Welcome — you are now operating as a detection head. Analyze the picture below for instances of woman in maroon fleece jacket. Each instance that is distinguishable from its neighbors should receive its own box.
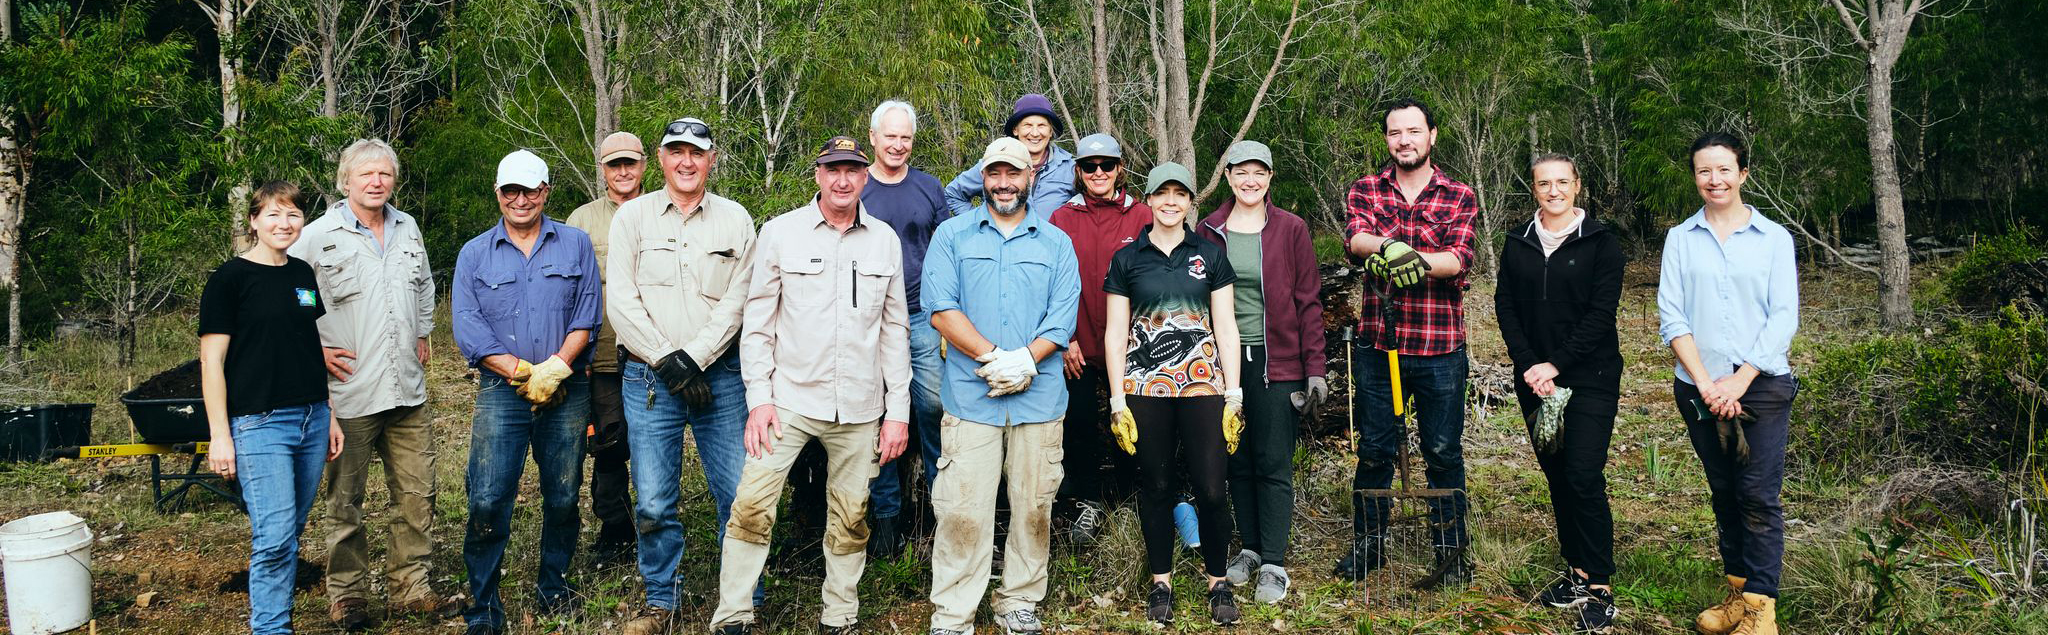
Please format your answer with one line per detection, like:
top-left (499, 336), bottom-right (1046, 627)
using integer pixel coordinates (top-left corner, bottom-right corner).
top-left (1048, 133), bottom-right (1152, 544)
top-left (1193, 140), bottom-right (1327, 603)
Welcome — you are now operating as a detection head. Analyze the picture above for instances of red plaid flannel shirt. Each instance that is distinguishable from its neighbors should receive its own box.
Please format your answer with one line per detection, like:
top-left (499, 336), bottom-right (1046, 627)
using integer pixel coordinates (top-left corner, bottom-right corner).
top-left (1343, 165), bottom-right (1479, 356)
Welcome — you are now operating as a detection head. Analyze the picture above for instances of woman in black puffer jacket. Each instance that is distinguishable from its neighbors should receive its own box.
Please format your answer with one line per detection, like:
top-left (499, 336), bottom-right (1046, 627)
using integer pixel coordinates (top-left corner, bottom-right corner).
top-left (1494, 153), bottom-right (1626, 634)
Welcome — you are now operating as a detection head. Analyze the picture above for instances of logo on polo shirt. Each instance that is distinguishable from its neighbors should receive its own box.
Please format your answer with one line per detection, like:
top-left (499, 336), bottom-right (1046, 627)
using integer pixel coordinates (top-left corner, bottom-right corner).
top-left (1186, 255), bottom-right (1208, 280)
top-left (296, 288), bottom-right (318, 307)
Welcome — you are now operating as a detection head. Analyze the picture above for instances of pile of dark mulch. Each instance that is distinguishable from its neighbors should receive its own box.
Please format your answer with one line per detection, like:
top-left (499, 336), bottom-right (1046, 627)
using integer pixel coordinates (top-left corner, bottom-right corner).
top-left (127, 360), bottom-right (202, 400)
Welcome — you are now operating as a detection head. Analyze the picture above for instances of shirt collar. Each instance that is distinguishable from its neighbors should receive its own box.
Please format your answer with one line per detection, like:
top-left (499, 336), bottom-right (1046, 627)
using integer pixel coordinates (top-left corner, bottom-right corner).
top-left (487, 216), bottom-right (559, 247)
top-left (1373, 163), bottom-right (1451, 198)
top-left (332, 200), bottom-right (403, 232)
top-left (802, 197), bottom-right (874, 232)
top-left (1681, 204), bottom-right (1765, 235)
top-left (971, 204), bottom-right (1043, 237)
top-left (1132, 224), bottom-right (1194, 257)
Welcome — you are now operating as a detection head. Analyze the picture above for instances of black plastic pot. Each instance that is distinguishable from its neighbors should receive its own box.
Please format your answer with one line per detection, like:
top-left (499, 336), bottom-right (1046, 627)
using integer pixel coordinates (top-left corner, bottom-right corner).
top-left (0, 403), bottom-right (96, 461)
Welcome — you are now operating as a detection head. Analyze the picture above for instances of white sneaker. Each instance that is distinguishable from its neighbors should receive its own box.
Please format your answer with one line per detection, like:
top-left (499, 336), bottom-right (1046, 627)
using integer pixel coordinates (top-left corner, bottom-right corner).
top-left (995, 607), bottom-right (1043, 635)
top-left (1254, 564), bottom-right (1291, 603)
top-left (1225, 549), bottom-right (1261, 585)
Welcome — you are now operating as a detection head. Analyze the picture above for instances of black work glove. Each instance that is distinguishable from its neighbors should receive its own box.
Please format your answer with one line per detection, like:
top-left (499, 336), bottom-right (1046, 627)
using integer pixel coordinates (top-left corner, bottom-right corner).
top-left (653, 350), bottom-right (713, 407)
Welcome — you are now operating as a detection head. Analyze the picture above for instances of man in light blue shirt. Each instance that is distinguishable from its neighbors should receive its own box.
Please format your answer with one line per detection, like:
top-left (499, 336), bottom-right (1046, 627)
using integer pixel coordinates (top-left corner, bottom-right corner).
top-left (922, 137), bottom-right (1081, 635)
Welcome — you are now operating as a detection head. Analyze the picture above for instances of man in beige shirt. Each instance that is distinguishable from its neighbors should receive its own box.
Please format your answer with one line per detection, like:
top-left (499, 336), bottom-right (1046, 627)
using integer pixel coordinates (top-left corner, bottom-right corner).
top-left (709, 136), bottom-right (910, 635)
top-left (609, 117), bottom-right (758, 635)
top-left (563, 130), bottom-right (644, 559)
top-left (286, 138), bottom-right (455, 628)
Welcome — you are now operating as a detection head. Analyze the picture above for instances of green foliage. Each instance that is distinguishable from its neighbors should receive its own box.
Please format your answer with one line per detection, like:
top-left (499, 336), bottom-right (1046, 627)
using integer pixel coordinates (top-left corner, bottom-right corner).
top-left (1795, 306), bottom-right (2048, 471)
top-left (1942, 228), bottom-right (2047, 311)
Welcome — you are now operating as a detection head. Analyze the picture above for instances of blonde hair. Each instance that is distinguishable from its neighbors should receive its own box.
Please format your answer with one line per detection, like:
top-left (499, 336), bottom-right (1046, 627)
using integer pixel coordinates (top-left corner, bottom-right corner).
top-left (335, 138), bottom-right (400, 195)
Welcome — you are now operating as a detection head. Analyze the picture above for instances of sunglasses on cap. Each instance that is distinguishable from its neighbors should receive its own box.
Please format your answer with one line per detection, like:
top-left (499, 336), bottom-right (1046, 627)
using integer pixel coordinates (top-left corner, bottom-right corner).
top-left (664, 119), bottom-right (713, 141)
top-left (1077, 160), bottom-right (1120, 174)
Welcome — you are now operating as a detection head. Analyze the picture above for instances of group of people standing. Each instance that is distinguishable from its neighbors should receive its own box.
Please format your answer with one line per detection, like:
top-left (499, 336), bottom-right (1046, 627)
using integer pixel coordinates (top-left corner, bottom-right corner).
top-left (194, 92), bottom-right (1797, 635)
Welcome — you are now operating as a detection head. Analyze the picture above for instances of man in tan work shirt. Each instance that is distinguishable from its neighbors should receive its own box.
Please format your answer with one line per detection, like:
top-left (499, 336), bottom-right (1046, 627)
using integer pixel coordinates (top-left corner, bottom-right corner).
top-left (287, 138), bottom-right (457, 629)
top-left (608, 117), bottom-right (758, 635)
top-left (708, 136), bottom-right (911, 635)
top-left (563, 130), bottom-right (644, 560)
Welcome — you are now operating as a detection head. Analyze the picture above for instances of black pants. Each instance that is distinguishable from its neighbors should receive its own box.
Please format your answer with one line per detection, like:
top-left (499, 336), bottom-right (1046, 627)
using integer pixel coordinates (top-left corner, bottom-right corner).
top-left (1057, 367), bottom-right (1137, 511)
top-left (1515, 381), bottom-right (1618, 585)
top-left (1226, 346), bottom-right (1303, 566)
top-left (1676, 373), bottom-right (1797, 598)
top-left (588, 371), bottom-right (633, 538)
top-left (1130, 394), bottom-right (1233, 577)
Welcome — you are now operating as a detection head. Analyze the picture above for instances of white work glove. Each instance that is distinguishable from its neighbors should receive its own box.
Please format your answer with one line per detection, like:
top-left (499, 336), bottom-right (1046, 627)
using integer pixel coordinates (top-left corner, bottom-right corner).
top-left (974, 348), bottom-right (1039, 397)
top-left (518, 355), bottom-right (575, 407)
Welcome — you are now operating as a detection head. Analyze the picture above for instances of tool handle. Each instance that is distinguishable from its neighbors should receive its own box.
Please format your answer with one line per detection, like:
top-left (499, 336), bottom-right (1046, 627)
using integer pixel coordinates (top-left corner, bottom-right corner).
top-left (1385, 349), bottom-right (1404, 416)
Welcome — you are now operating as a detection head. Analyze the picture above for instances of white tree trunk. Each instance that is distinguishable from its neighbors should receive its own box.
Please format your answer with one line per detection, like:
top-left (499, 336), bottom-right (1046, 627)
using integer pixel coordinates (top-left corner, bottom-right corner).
top-left (1832, 0), bottom-right (1926, 327)
top-left (1, 0), bottom-right (22, 364)
top-left (1089, 0), bottom-right (1113, 135)
top-left (1161, 0), bottom-right (1192, 168)
top-left (200, 0), bottom-right (253, 253)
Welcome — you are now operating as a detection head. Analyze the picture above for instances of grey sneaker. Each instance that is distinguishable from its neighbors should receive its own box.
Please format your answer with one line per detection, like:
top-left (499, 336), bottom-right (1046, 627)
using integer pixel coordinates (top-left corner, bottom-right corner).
top-left (995, 607), bottom-right (1044, 634)
top-left (1254, 564), bottom-right (1290, 603)
top-left (1224, 549), bottom-right (1261, 585)
top-left (928, 630), bottom-right (967, 635)
top-left (1070, 500), bottom-right (1105, 546)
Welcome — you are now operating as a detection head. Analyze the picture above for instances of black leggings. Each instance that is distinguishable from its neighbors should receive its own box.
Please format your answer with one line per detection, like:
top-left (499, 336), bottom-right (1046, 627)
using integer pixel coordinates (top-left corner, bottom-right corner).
top-left (1130, 394), bottom-right (1233, 577)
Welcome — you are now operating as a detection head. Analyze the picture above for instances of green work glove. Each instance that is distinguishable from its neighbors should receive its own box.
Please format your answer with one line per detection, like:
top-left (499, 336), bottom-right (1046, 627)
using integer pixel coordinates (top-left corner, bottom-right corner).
top-left (1379, 238), bottom-right (1431, 288)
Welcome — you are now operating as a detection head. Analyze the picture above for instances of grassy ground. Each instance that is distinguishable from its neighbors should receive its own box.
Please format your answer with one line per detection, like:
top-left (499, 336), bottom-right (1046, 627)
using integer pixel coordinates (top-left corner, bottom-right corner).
top-left (0, 256), bottom-right (2043, 634)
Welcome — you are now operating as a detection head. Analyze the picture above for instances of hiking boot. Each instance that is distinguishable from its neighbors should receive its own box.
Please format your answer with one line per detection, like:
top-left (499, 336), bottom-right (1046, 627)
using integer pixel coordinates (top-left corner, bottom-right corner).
top-left (1729, 593), bottom-right (1777, 635)
top-left (623, 607), bottom-right (674, 635)
top-left (1224, 549), bottom-right (1261, 585)
top-left (1207, 581), bottom-right (1240, 625)
top-left (329, 598), bottom-right (372, 631)
top-left (868, 514), bottom-right (905, 559)
top-left (1069, 500), bottom-right (1106, 546)
top-left (390, 590), bottom-right (463, 619)
top-left (818, 622), bottom-right (858, 635)
top-left (1412, 546), bottom-right (1474, 590)
top-left (1253, 564), bottom-right (1291, 604)
top-left (1332, 535), bottom-right (1387, 581)
top-left (590, 523), bottom-right (637, 565)
top-left (1145, 581), bottom-right (1175, 624)
top-left (1535, 569), bottom-right (1592, 607)
top-left (1576, 586), bottom-right (1617, 634)
top-left (994, 607), bottom-right (1044, 634)
top-left (1696, 575), bottom-right (1748, 634)
top-left (710, 622), bottom-right (751, 635)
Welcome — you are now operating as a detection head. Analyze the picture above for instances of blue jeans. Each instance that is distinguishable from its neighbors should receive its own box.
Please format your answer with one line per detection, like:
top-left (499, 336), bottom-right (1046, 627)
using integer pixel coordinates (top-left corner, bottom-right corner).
top-left (870, 309), bottom-right (946, 519)
top-left (232, 401), bottom-right (330, 635)
top-left (462, 375), bottom-right (588, 628)
top-left (622, 351), bottom-right (752, 610)
top-left (1351, 345), bottom-right (1470, 549)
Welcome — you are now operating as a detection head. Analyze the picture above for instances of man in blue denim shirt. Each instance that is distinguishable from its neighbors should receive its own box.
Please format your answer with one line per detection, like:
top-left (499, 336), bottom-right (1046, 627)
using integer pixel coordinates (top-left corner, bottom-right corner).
top-left (451, 150), bottom-right (602, 635)
top-left (922, 137), bottom-right (1081, 635)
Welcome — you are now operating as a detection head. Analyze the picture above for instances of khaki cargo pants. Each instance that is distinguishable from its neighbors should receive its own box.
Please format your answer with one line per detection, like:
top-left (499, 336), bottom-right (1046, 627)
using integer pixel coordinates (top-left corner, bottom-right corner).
top-left (712, 408), bottom-right (879, 628)
top-left (928, 414), bottom-right (1064, 633)
top-left (323, 403), bottom-right (439, 604)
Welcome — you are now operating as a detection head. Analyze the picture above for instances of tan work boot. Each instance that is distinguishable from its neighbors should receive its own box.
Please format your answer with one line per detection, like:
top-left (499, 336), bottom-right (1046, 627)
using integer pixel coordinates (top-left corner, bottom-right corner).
top-left (622, 606), bottom-right (674, 635)
top-left (1695, 575), bottom-right (1747, 634)
top-left (328, 597), bottom-right (372, 631)
top-left (1730, 593), bottom-right (1777, 635)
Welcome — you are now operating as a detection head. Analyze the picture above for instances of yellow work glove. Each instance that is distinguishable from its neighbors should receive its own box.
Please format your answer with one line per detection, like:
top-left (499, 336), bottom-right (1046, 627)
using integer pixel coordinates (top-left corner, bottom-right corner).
top-left (518, 355), bottom-right (574, 407)
top-left (1223, 388), bottom-right (1245, 454)
top-left (507, 359), bottom-right (534, 386)
top-left (1110, 395), bottom-right (1138, 455)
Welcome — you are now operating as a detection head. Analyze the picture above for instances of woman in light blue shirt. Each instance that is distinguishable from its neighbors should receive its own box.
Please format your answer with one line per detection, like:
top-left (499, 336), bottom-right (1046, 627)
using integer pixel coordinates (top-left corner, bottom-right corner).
top-left (1655, 132), bottom-right (1798, 635)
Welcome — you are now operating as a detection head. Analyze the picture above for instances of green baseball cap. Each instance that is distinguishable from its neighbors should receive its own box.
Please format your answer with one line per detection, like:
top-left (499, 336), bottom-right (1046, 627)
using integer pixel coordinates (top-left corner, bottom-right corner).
top-left (1143, 162), bottom-right (1196, 195)
top-left (1222, 140), bottom-right (1273, 169)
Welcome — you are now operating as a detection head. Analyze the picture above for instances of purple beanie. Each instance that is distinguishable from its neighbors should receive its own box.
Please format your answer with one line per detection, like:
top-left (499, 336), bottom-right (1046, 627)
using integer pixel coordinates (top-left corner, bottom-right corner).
top-left (1004, 93), bottom-right (1065, 137)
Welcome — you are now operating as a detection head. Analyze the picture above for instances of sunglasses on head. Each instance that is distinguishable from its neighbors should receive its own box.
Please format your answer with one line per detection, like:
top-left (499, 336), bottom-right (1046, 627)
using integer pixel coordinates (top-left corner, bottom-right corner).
top-left (1077, 160), bottom-right (1120, 174)
top-left (665, 120), bottom-right (713, 141)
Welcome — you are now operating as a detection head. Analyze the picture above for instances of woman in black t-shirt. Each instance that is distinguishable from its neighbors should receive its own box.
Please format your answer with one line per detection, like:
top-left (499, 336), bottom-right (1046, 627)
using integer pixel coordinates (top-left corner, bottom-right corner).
top-left (1104, 163), bottom-right (1245, 627)
top-left (199, 182), bottom-right (343, 635)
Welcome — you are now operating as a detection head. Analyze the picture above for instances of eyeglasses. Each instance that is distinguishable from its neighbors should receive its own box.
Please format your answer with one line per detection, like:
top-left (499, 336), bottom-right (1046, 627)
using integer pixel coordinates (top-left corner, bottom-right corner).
top-left (1077, 160), bottom-right (1120, 174)
top-left (498, 185), bottom-right (547, 203)
top-left (665, 119), bottom-right (713, 142)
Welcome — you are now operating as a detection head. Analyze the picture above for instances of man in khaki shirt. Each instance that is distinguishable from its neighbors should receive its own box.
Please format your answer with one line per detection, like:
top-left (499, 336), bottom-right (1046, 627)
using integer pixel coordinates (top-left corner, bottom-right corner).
top-left (710, 136), bottom-right (910, 635)
top-left (563, 130), bottom-right (644, 559)
top-left (286, 138), bottom-right (456, 627)
top-left (608, 118), bottom-right (758, 635)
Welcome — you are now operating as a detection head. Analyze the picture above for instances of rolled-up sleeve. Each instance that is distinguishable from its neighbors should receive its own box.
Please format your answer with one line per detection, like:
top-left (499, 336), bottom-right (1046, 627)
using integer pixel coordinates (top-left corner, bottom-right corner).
top-left (451, 245), bottom-right (509, 367)
top-left (921, 223), bottom-right (962, 315)
top-left (941, 165), bottom-right (984, 217)
top-left (569, 235), bottom-right (603, 333)
top-left (1656, 227), bottom-right (1692, 346)
top-left (1442, 196), bottom-right (1479, 270)
top-left (411, 230), bottom-right (436, 338)
top-left (1033, 238), bottom-right (1080, 347)
top-left (1744, 231), bottom-right (1799, 375)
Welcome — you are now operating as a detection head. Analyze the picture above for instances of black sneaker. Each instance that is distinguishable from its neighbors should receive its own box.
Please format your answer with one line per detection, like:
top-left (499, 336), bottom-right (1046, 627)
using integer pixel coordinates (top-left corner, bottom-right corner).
top-left (1145, 581), bottom-right (1175, 624)
top-left (868, 514), bottom-right (905, 559)
top-left (1534, 570), bottom-right (1592, 607)
top-left (1412, 546), bottom-right (1474, 591)
top-left (1207, 581), bottom-right (1240, 625)
top-left (1576, 587), bottom-right (1617, 633)
top-left (1332, 535), bottom-right (1387, 581)
top-left (1069, 500), bottom-right (1106, 546)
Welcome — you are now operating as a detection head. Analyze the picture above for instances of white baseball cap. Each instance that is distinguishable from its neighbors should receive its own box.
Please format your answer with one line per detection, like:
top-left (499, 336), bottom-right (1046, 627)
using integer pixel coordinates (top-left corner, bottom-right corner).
top-left (495, 149), bottom-right (549, 189)
top-left (981, 137), bottom-right (1033, 171)
top-left (659, 117), bottom-right (714, 150)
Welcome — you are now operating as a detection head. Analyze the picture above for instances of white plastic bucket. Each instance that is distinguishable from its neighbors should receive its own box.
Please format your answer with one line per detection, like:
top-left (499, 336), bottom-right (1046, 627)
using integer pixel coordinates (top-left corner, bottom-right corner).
top-left (0, 511), bottom-right (94, 635)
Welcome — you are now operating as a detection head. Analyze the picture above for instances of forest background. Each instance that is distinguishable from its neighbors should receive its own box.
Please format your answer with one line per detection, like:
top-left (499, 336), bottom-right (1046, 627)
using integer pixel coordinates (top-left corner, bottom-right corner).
top-left (1, 0), bottom-right (2047, 633)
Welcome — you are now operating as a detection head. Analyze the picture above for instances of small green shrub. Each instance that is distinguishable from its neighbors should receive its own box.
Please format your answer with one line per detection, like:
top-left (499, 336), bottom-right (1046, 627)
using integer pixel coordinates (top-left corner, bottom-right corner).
top-left (1943, 228), bottom-right (2048, 312)
top-left (1795, 307), bottom-right (2048, 472)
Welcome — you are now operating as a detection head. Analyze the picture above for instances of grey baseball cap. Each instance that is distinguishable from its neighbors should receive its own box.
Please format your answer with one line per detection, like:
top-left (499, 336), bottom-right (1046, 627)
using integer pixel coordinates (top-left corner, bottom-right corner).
top-left (1222, 140), bottom-right (1273, 169)
top-left (1075, 133), bottom-right (1121, 160)
top-left (1143, 162), bottom-right (1196, 195)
